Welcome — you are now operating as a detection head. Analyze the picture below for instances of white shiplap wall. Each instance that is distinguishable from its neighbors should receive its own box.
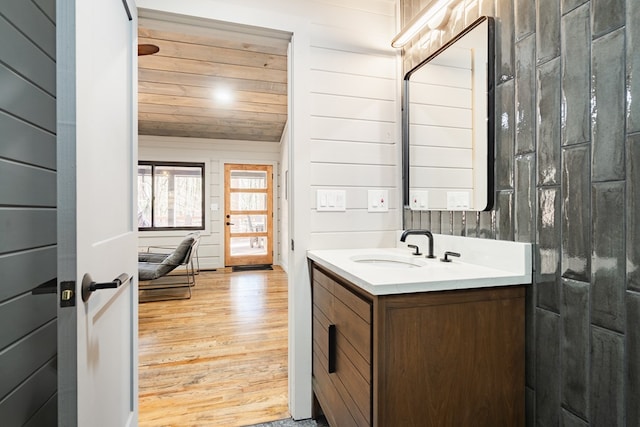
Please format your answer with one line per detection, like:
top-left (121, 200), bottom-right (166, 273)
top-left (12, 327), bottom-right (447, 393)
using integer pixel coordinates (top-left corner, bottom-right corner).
top-left (308, 3), bottom-right (400, 250)
top-left (138, 135), bottom-right (282, 270)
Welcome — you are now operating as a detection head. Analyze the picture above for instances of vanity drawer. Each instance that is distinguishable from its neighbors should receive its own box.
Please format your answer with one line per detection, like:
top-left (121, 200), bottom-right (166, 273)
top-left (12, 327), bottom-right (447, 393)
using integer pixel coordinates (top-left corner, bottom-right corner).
top-left (312, 265), bottom-right (372, 427)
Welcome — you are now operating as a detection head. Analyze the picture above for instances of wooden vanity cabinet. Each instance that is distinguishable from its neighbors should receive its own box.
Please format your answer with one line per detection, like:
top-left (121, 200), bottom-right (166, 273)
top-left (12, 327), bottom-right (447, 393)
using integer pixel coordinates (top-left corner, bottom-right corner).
top-left (311, 262), bottom-right (525, 427)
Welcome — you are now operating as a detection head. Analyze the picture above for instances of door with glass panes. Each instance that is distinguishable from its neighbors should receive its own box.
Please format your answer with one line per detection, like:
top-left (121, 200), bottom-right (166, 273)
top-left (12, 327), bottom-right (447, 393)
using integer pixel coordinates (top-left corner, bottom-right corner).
top-left (224, 164), bottom-right (273, 266)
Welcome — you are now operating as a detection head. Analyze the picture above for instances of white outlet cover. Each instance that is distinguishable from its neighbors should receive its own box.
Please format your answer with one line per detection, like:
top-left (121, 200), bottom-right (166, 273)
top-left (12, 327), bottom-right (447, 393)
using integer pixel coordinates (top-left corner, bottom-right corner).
top-left (409, 190), bottom-right (429, 210)
top-left (368, 189), bottom-right (389, 212)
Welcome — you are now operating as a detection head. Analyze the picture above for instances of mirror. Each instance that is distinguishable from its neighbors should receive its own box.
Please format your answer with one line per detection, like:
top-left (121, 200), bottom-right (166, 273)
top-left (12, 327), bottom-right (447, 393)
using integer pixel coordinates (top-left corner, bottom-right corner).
top-left (403, 16), bottom-right (494, 211)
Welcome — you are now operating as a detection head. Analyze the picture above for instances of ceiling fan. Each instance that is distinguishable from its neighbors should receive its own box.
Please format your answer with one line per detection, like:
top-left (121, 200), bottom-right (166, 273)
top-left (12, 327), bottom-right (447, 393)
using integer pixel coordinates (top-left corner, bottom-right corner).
top-left (138, 44), bottom-right (159, 56)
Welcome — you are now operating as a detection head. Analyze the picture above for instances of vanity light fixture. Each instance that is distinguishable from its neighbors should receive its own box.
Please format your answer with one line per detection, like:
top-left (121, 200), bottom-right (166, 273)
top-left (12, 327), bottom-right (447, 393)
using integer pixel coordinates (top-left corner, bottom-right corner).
top-left (391, 0), bottom-right (454, 48)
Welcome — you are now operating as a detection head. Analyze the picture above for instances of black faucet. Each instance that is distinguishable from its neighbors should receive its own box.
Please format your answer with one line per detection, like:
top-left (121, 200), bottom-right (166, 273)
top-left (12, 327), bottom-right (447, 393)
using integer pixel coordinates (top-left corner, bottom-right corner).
top-left (400, 229), bottom-right (435, 258)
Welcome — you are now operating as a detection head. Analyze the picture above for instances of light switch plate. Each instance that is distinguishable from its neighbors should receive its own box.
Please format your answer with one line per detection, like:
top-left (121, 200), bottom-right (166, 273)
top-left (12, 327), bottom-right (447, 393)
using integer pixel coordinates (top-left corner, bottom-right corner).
top-left (447, 191), bottom-right (470, 210)
top-left (317, 189), bottom-right (346, 211)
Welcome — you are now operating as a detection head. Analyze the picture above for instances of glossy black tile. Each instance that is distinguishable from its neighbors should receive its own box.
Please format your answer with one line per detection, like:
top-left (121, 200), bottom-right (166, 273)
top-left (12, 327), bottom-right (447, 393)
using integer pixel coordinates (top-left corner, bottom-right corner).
top-left (535, 308), bottom-right (561, 427)
top-left (452, 211), bottom-right (464, 236)
top-left (561, 278), bottom-right (589, 419)
top-left (526, 387), bottom-right (535, 427)
top-left (561, 4), bottom-right (590, 147)
top-left (430, 211), bottom-right (441, 234)
top-left (628, 135), bottom-right (640, 292)
top-left (496, 0), bottom-right (515, 82)
top-left (592, 182), bottom-right (625, 332)
top-left (497, 80), bottom-right (515, 190)
top-left (515, 154), bottom-right (535, 243)
top-left (537, 187), bottom-right (561, 312)
top-left (440, 211), bottom-right (452, 235)
top-left (536, 0), bottom-right (561, 64)
top-left (627, 0), bottom-right (640, 133)
top-left (515, 0), bottom-right (536, 40)
top-left (627, 292), bottom-right (640, 425)
top-left (537, 57), bottom-right (561, 186)
top-left (561, 0), bottom-right (588, 15)
top-left (591, 28), bottom-right (625, 182)
top-left (590, 326), bottom-right (624, 427)
top-left (497, 190), bottom-right (514, 241)
top-left (478, 210), bottom-right (495, 239)
top-left (591, 0), bottom-right (624, 38)
top-left (516, 34), bottom-right (536, 155)
top-left (419, 210), bottom-right (431, 230)
top-left (560, 409), bottom-right (588, 427)
top-left (465, 211), bottom-right (479, 238)
top-left (562, 144), bottom-right (591, 282)
top-left (404, 208), bottom-right (416, 229)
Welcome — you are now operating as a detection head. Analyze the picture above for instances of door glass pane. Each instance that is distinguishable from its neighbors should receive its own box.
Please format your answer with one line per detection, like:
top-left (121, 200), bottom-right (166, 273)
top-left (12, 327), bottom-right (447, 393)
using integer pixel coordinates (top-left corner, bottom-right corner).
top-left (230, 237), bottom-right (268, 256)
top-left (230, 193), bottom-right (267, 211)
top-left (229, 215), bottom-right (267, 234)
top-left (230, 170), bottom-right (267, 189)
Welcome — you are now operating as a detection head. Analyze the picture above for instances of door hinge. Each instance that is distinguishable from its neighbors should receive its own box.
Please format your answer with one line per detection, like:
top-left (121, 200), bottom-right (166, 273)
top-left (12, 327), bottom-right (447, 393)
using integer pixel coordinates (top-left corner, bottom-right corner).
top-left (60, 281), bottom-right (76, 307)
top-left (291, 239), bottom-right (295, 251)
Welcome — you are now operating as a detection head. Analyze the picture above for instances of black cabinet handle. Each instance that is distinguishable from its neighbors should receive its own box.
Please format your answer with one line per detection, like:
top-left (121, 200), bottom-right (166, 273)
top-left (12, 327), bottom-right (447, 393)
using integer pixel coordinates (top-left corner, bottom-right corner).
top-left (328, 324), bottom-right (336, 374)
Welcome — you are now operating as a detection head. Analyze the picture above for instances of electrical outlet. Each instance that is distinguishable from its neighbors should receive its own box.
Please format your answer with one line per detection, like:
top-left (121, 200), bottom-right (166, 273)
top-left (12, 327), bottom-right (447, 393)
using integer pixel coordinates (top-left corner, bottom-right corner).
top-left (368, 190), bottom-right (389, 212)
top-left (410, 191), bottom-right (429, 210)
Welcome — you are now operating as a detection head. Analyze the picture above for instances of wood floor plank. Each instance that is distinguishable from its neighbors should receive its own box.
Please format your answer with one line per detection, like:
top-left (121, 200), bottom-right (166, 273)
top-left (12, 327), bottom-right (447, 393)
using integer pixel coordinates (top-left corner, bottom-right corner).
top-left (138, 267), bottom-right (289, 427)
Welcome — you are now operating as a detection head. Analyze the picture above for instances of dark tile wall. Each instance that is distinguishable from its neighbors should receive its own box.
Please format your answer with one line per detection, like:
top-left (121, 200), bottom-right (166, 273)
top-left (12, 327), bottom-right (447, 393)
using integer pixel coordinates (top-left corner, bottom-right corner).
top-left (400, 0), bottom-right (639, 424)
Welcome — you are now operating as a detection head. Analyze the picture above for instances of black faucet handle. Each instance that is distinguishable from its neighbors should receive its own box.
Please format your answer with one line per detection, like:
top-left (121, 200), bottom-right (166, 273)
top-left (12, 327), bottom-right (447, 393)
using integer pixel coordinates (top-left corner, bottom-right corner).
top-left (440, 251), bottom-right (461, 262)
top-left (407, 244), bottom-right (422, 256)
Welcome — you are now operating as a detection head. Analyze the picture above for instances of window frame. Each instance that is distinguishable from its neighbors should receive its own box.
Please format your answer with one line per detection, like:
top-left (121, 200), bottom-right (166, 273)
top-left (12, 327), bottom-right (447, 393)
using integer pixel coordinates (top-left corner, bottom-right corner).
top-left (138, 160), bottom-right (206, 232)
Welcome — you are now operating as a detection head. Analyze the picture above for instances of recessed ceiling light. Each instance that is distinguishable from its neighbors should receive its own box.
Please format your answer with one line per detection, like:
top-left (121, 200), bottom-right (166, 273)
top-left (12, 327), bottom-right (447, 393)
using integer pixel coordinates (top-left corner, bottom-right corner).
top-left (213, 88), bottom-right (233, 104)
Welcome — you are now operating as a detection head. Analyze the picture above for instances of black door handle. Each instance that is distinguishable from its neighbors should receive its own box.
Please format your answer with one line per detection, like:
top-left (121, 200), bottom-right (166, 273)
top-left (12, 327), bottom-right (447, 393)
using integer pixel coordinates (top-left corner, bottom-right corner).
top-left (226, 222), bottom-right (234, 226)
top-left (82, 273), bottom-right (130, 302)
top-left (31, 278), bottom-right (57, 295)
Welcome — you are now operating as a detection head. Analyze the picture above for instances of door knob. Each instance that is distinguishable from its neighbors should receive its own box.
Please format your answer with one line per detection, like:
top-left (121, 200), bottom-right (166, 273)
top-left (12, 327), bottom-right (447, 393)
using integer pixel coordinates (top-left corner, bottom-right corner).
top-left (226, 222), bottom-right (234, 226)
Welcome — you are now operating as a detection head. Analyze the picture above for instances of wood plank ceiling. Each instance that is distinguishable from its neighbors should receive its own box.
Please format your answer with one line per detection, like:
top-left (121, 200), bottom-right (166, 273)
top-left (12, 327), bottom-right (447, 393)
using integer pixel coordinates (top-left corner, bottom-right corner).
top-left (138, 17), bottom-right (290, 142)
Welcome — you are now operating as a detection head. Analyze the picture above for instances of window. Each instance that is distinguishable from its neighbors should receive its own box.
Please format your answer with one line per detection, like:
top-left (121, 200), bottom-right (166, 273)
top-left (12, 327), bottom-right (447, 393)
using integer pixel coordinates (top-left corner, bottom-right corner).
top-left (138, 161), bottom-right (205, 231)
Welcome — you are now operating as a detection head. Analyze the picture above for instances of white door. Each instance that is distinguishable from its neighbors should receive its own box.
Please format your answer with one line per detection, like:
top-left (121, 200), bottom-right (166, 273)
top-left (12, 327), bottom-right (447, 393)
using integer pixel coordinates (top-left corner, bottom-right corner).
top-left (57, 1), bottom-right (138, 426)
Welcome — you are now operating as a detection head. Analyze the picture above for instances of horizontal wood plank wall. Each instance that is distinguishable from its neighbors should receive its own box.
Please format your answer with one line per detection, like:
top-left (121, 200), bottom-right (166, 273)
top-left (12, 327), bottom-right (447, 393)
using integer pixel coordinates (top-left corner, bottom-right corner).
top-left (308, 1), bottom-right (400, 250)
top-left (138, 136), bottom-right (281, 269)
top-left (0, 0), bottom-right (57, 425)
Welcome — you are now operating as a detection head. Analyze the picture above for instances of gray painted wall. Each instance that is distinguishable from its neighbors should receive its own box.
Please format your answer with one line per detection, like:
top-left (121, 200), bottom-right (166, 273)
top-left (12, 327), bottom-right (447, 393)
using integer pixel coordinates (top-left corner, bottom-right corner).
top-left (402, 0), bottom-right (639, 425)
top-left (0, 0), bottom-right (58, 425)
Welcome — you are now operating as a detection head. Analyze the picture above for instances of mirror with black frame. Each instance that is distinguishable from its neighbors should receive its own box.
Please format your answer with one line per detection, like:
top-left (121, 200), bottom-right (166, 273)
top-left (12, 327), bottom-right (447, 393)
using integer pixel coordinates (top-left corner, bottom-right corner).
top-left (403, 16), bottom-right (495, 211)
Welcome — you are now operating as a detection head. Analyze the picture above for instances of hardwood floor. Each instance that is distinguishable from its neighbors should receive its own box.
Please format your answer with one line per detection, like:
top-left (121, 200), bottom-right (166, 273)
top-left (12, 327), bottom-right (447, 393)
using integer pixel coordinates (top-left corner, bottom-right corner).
top-left (138, 267), bottom-right (289, 427)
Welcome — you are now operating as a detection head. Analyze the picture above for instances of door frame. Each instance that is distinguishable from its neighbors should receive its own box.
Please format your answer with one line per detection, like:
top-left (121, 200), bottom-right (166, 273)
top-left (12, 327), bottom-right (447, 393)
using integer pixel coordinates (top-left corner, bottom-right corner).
top-left (220, 160), bottom-right (279, 267)
top-left (138, 5), bottom-right (311, 418)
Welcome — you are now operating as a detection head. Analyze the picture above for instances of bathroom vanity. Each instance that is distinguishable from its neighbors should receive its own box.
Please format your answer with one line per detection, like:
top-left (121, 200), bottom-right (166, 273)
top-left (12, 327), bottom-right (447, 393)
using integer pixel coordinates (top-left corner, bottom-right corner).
top-left (307, 235), bottom-right (531, 427)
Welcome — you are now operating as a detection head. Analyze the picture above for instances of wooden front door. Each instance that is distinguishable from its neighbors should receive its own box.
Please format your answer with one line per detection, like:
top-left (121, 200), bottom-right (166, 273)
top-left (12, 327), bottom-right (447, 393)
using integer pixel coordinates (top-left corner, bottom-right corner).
top-left (224, 164), bottom-right (274, 267)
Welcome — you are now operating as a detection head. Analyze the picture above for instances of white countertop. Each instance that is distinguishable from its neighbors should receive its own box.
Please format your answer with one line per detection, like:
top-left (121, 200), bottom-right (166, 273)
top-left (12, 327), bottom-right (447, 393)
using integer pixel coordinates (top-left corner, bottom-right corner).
top-left (307, 234), bottom-right (532, 296)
